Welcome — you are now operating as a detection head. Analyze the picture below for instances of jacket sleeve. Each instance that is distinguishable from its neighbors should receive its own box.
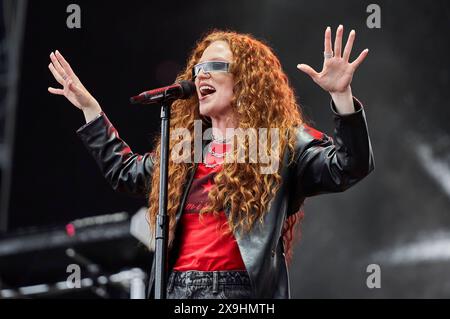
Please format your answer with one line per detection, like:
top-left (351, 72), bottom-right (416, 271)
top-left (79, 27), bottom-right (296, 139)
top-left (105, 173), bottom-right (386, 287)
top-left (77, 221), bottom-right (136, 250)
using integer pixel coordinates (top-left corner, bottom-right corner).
top-left (291, 97), bottom-right (375, 198)
top-left (76, 112), bottom-right (155, 197)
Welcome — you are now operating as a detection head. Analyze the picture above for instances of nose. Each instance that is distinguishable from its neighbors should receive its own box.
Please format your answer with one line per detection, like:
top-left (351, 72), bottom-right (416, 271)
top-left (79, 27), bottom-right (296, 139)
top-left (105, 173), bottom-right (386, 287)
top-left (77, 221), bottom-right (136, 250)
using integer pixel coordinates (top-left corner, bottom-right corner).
top-left (196, 68), bottom-right (211, 80)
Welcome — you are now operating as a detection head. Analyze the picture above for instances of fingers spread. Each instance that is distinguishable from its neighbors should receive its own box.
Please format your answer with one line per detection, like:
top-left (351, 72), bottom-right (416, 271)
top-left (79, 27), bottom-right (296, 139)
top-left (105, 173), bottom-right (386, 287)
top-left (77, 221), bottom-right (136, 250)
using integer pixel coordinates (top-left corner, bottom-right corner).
top-left (343, 30), bottom-right (355, 62)
top-left (297, 64), bottom-right (319, 79)
top-left (351, 49), bottom-right (369, 69)
top-left (334, 25), bottom-right (343, 58)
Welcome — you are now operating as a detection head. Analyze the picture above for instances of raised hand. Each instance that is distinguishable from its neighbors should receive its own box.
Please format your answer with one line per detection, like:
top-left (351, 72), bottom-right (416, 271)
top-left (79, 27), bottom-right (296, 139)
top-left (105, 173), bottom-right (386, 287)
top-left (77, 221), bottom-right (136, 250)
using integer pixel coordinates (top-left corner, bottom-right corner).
top-left (297, 25), bottom-right (368, 95)
top-left (48, 50), bottom-right (102, 122)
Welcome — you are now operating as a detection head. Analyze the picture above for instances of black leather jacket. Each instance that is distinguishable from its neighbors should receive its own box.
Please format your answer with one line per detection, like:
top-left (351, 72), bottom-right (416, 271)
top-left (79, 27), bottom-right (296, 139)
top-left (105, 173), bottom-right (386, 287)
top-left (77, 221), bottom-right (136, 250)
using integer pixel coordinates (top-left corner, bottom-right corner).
top-left (76, 97), bottom-right (374, 299)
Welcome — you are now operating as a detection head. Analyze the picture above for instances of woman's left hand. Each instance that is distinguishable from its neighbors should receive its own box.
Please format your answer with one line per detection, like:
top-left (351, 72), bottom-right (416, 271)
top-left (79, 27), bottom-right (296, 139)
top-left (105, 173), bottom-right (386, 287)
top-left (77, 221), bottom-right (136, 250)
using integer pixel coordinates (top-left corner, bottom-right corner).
top-left (297, 25), bottom-right (368, 94)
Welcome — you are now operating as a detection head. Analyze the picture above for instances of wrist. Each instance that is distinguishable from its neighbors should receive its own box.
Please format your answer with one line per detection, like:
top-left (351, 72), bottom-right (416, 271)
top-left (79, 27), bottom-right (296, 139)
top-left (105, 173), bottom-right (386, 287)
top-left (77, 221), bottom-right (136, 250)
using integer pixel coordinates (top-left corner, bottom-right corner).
top-left (329, 87), bottom-right (354, 114)
top-left (82, 103), bottom-right (103, 123)
top-left (329, 86), bottom-right (352, 100)
top-left (81, 98), bottom-right (101, 111)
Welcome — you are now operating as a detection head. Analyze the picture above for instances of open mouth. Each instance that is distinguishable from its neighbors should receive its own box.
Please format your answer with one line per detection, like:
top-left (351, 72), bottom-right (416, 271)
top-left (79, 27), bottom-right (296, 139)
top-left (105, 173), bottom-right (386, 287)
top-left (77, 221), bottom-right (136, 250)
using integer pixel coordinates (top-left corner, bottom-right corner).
top-left (199, 84), bottom-right (216, 99)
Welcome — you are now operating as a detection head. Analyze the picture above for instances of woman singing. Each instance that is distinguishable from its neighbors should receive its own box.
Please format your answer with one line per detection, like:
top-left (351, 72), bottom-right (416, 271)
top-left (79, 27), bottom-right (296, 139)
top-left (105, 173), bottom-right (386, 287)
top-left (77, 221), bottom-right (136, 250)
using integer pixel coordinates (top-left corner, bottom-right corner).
top-left (48, 25), bottom-right (374, 299)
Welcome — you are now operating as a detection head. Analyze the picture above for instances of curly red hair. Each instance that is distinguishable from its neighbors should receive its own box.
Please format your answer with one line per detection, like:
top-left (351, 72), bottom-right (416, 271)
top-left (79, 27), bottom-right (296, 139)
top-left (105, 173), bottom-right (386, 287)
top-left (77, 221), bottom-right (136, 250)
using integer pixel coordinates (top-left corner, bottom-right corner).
top-left (147, 30), bottom-right (306, 264)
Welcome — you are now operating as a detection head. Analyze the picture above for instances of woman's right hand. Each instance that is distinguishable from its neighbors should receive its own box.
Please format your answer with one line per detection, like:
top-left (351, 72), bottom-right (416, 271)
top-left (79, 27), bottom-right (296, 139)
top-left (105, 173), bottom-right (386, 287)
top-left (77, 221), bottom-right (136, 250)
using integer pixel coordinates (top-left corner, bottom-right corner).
top-left (48, 50), bottom-right (102, 122)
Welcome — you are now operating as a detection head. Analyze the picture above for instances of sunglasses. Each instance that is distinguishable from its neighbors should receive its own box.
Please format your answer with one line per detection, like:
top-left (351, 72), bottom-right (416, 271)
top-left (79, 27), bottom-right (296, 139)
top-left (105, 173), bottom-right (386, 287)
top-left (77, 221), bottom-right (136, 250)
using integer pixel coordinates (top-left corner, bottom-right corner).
top-left (192, 61), bottom-right (231, 79)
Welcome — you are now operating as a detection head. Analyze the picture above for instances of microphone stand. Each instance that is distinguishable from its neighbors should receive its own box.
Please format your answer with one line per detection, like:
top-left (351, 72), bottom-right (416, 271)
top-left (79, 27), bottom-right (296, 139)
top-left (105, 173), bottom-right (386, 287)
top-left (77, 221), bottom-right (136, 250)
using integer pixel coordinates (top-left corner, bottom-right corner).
top-left (154, 98), bottom-right (170, 299)
top-left (130, 81), bottom-right (195, 299)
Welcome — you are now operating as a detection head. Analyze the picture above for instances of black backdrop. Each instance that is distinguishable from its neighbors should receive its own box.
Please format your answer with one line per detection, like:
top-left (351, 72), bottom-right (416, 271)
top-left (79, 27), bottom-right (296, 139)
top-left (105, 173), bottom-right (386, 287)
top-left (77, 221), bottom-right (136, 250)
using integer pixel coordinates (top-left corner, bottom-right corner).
top-left (6, 0), bottom-right (450, 297)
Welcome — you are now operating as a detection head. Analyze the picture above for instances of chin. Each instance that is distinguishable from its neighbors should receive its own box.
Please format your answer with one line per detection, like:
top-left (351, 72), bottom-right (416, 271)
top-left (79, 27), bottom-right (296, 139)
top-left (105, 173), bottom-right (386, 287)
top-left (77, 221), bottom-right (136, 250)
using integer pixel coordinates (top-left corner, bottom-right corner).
top-left (199, 99), bottom-right (230, 118)
top-left (199, 102), bottom-right (216, 117)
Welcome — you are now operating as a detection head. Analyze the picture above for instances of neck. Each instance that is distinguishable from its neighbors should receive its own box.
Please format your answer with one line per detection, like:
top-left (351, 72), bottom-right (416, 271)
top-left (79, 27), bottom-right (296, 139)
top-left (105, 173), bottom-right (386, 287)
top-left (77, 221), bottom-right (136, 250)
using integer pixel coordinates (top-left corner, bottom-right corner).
top-left (210, 114), bottom-right (236, 141)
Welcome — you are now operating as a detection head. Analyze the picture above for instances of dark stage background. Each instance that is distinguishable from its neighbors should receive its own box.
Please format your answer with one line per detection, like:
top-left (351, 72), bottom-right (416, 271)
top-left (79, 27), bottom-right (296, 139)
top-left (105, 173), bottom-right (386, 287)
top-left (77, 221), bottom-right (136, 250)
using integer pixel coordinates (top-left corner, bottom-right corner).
top-left (1, 0), bottom-right (450, 298)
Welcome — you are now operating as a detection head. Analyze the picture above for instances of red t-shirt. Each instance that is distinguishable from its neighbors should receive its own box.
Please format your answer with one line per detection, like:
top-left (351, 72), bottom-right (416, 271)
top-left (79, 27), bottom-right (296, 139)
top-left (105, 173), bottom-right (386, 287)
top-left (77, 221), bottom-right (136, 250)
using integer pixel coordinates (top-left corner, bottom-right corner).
top-left (172, 142), bottom-right (246, 271)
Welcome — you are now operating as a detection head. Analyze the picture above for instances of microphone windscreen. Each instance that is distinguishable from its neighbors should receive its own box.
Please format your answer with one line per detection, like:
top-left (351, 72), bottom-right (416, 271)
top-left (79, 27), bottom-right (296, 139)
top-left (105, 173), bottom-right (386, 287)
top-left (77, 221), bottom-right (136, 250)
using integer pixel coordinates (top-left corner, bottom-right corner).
top-left (179, 80), bottom-right (196, 99)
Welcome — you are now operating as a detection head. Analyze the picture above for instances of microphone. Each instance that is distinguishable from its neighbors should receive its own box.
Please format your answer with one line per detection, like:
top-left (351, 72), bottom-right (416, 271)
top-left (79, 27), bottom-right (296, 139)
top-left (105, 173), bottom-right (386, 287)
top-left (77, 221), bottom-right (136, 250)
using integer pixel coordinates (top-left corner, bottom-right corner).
top-left (129, 80), bottom-right (196, 104)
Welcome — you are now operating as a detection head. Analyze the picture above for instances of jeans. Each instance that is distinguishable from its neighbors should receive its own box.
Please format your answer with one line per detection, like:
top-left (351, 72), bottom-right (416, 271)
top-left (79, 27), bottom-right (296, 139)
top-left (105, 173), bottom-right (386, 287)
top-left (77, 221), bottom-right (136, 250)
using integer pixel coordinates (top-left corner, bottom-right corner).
top-left (166, 270), bottom-right (253, 299)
